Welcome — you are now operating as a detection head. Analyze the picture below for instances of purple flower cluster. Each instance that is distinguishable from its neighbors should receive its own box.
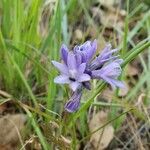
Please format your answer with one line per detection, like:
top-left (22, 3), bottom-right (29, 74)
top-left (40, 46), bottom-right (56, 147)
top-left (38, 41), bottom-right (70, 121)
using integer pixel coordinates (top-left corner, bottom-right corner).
top-left (52, 40), bottom-right (124, 113)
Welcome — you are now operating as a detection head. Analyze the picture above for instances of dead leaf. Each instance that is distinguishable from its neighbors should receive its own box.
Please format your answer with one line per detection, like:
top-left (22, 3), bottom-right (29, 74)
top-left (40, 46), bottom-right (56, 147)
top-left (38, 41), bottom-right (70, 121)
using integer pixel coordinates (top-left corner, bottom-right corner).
top-left (41, 122), bottom-right (71, 149)
top-left (91, 3), bottom-right (126, 29)
top-left (0, 90), bottom-right (12, 98)
top-left (0, 101), bottom-right (17, 114)
top-left (38, 1), bottom-right (55, 37)
top-left (100, 88), bottom-right (114, 102)
top-left (0, 114), bottom-right (27, 150)
top-left (127, 64), bottom-right (139, 76)
top-left (32, 138), bottom-right (42, 150)
top-left (87, 26), bottom-right (98, 38)
top-left (0, 144), bottom-right (17, 150)
top-left (0, 104), bottom-right (7, 114)
top-left (89, 111), bottom-right (114, 150)
top-left (74, 29), bottom-right (83, 41)
top-left (24, 135), bottom-right (42, 150)
top-left (118, 82), bottom-right (129, 97)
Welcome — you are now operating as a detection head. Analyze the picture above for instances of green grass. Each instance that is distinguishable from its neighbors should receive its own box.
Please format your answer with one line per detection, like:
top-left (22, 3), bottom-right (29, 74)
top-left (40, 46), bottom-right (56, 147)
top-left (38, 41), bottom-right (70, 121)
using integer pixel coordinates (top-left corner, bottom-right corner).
top-left (0, 0), bottom-right (150, 149)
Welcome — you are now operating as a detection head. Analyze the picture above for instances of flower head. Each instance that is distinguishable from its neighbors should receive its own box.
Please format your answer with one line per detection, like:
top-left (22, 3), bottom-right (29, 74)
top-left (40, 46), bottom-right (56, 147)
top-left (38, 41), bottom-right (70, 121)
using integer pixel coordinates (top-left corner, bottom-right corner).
top-left (52, 40), bottom-right (124, 113)
top-left (92, 60), bottom-right (124, 89)
top-left (52, 52), bottom-right (91, 91)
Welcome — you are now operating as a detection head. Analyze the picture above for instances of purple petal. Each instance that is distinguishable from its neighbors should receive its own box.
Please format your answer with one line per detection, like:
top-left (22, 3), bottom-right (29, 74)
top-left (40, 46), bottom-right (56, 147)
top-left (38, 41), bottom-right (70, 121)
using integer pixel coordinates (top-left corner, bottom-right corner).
top-left (89, 44), bottom-right (112, 70)
top-left (101, 48), bottom-right (118, 58)
top-left (67, 52), bottom-right (77, 70)
top-left (75, 53), bottom-right (82, 67)
top-left (87, 39), bottom-right (97, 61)
top-left (100, 75), bottom-right (116, 88)
top-left (75, 40), bottom-right (97, 63)
top-left (100, 44), bottom-right (112, 56)
top-left (81, 52), bottom-right (87, 63)
top-left (89, 44), bottom-right (119, 70)
top-left (92, 62), bottom-right (122, 79)
top-left (102, 76), bottom-right (124, 89)
top-left (52, 61), bottom-right (68, 75)
top-left (101, 62), bottom-right (121, 75)
top-left (113, 59), bottom-right (123, 64)
top-left (99, 55), bottom-right (119, 63)
top-left (78, 74), bottom-right (91, 82)
top-left (91, 59), bottom-right (124, 89)
top-left (65, 89), bottom-right (82, 113)
top-left (65, 100), bottom-right (80, 113)
top-left (70, 82), bottom-right (80, 91)
top-left (91, 69), bottom-right (102, 78)
top-left (92, 39), bottom-right (97, 50)
top-left (78, 63), bottom-right (86, 74)
top-left (80, 41), bottom-right (91, 50)
top-left (111, 79), bottom-right (125, 89)
top-left (60, 44), bottom-right (69, 64)
top-left (73, 45), bottom-right (80, 53)
top-left (54, 75), bottom-right (70, 84)
top-left (93, 69), bottom-right (124, 89)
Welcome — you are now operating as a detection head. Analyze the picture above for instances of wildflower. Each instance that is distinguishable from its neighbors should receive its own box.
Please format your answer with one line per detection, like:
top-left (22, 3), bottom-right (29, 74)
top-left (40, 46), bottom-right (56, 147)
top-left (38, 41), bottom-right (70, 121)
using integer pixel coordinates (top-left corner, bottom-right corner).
top-left (65, 88), bottom-right (82, 113)
top-left (52, 52), bottom-right (91, 91)
top-left (52, 40), bottom-right (124, 112)
top-left (92, 60), bottom-right (124, 89)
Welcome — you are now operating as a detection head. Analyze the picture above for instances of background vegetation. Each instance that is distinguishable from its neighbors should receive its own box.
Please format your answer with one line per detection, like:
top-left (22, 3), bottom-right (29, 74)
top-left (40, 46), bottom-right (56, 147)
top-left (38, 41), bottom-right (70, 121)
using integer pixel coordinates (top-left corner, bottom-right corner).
top-left (0, 0), bottom-right (150, 149)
